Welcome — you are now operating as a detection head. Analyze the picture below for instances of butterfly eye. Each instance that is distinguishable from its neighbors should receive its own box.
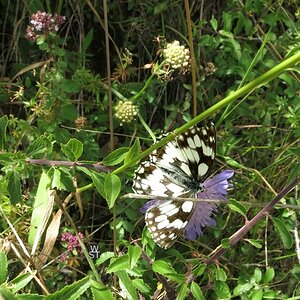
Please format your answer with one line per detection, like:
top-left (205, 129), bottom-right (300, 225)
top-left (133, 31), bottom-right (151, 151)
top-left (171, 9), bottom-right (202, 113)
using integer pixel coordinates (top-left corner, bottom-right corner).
top-left (132, 125), bottom-right (216, 249)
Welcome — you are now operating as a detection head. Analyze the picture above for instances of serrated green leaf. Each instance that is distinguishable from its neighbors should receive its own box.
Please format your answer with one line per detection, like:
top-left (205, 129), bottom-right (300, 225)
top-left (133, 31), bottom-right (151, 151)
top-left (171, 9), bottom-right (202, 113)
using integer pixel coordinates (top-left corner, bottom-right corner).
top-left (128, 245), bottom-right (142, 269)
top-left (104, 173), bottom-right (121, 209)
top-left (124, 138), bottom-right (140, 164)
top-left (116, 270), bottom-right (138, 300)
top-left (53, 169), bottom-right (75, 192)
top-left (176, 283), bottom-right (188, 300)
top-left (8, 171), bottom-right (22, 205)
top-left (263, 267), bottom-right (275, 283)
top-left (61, 138), bottom-right (83, 161)
top-left (228, 199), bottom-right (247, 217)
top-left (132, 279), bottom-right (151, 294)
top-left (91, 172), bottom-right (106, 199)
top-left (90, 278), bottom-right (114, 300)
top-left (152, 260), bottom-right (177, 275)
top-left (26, 135), bottom-right (52, 158)
top-left (107, 254), bottom-right (130, 273)
top-left (18, 294), bottom-right (45, 299)
top-left (103, 147), bottom-right (129, 166)
top-left (0, 252), bottom-right (8, 284)
top-left (192, 264), bottom-right (206, 277)
top-left (213, 268), bottom-right (227, 281)
top-left (0, 115), bottom-right (8, 150)
top-left (214, 281), bottom-right (231, 299)
top-left (45, 276), bottom-right (91, 300)
top-left (190, 282), bottom-right (204, 300)
top-left (95, 251), bottom-right (115, 266)
top-left (272, 217), bottom-right (293, 249)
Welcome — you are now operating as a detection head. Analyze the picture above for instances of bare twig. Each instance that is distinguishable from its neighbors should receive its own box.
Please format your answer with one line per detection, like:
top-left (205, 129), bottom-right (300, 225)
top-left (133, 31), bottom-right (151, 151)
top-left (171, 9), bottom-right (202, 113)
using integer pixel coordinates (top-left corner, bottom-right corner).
top-left (205, 177), bottom-right (300, 265)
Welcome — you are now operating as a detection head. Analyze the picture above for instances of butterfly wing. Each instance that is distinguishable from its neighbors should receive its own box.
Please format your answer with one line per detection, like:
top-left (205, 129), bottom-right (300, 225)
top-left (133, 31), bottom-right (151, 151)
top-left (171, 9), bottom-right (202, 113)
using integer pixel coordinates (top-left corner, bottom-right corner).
top-left (133, 124), bottom-right (216, 249)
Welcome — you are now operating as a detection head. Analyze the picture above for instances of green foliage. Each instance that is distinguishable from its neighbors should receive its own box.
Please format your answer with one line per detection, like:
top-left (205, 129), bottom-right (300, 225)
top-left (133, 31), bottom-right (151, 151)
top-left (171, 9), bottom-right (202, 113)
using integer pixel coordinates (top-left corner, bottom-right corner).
top-left (0, 0), bottom-right (299, 299)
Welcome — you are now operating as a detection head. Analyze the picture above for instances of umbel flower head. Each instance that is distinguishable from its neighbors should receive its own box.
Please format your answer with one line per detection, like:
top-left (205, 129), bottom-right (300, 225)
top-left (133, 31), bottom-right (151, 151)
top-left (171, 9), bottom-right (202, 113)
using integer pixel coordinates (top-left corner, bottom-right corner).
top-left (114, 100), bottom-right (139, 125)
top-left (25, 11), bottom-right (66, 41)
top-left (162, 40), bottom-right (191, 73)
top-left (140, 170), bottom-right (234, 242)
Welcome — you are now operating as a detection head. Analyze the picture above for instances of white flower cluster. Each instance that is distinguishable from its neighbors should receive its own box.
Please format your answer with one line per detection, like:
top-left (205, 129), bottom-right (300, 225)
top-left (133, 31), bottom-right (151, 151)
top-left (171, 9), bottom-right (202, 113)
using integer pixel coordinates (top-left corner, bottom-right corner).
top-left (114, 100), bottom-right (138, 125)
top-left (163, 40), bottom-right (190, 71)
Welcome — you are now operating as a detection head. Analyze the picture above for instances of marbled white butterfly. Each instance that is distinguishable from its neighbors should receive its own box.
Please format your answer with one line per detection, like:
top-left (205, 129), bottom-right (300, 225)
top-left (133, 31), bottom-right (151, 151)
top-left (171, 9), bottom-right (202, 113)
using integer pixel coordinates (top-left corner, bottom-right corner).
top-left (132, 124), bottom-right (216, 249)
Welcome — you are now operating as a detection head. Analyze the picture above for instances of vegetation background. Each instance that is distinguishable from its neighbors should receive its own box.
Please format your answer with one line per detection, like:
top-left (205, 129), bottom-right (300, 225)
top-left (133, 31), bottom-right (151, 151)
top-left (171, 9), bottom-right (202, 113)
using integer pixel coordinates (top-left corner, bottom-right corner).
top-left (0, 0), bottom-right (300, 299)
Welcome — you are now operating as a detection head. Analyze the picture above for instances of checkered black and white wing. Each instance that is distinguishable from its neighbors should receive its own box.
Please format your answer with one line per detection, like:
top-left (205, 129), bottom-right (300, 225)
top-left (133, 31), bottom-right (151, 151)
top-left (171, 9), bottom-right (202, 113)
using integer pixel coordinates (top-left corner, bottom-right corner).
top-left (132, 124), bottom-right (216, 249)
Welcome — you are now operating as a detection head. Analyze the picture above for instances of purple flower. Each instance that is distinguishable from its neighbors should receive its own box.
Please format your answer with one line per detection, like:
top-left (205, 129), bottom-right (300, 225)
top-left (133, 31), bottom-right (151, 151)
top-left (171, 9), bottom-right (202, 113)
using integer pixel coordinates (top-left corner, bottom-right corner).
top-left (140, 170), bottom-right (234, 242)
top-left (185, 170), bottom-right (234, 240)
top-left (25, 11), bottom-right (66, 41)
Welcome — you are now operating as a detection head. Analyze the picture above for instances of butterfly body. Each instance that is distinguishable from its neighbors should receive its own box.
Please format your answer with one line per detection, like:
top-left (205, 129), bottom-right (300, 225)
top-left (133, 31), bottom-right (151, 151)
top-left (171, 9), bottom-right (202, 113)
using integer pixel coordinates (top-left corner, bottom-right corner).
top-left (133, 124), bottom-right (216, 249)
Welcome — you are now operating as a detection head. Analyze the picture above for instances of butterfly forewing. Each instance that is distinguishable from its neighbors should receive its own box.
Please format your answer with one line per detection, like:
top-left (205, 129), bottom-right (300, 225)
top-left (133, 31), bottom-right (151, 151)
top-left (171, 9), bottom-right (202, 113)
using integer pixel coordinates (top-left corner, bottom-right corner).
top-left (133, 124), bottom-right (216, 249)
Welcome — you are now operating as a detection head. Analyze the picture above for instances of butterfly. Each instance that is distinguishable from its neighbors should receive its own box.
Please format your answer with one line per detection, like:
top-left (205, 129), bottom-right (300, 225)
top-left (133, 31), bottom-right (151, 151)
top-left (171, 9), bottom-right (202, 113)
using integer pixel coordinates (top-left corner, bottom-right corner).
top-left (132, 124), bottom-right (216, 249)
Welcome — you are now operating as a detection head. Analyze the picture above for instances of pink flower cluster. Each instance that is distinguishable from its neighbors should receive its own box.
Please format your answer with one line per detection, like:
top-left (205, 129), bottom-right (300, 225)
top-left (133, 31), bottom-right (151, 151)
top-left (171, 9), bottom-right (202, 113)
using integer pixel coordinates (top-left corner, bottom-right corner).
top-left (25, 11), bottom-right (66, 41)
top-left (61, 232), bottom-right (83, 253)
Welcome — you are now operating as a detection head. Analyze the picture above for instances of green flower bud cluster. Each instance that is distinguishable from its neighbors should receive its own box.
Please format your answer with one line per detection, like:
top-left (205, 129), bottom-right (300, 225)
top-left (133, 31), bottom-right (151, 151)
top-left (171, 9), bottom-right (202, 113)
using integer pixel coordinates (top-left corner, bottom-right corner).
top-left (114, 100), bottom-right (138, 125)
top-left (163, 40), bottom-right (190, 71)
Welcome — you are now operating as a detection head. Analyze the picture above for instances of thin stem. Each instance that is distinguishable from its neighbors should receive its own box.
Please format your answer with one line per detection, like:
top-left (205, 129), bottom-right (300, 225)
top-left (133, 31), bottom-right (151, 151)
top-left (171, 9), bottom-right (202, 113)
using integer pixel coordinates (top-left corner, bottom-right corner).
top-left (205, 177), bottom-right (300, 265)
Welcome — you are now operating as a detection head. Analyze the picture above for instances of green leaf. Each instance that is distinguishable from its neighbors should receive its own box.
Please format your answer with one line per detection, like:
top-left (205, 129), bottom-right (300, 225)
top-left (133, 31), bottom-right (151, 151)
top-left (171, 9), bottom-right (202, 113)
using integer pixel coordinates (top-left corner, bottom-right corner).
top-left (190, 282), bottom-right (204, 300)
top-left (213, 268), bottom-right (227, 281)
top-left (91, 172), bottom-right (106, 199)
top-left (214, 281), bottom-right (231, 299)
top-left (253, 268), bottom-right (262, 283)
top-left (128, 245), bottom-right (142, 269)
top-left (176, 283), bottom-right (188, 300)
top-left (90, 278), bottom-right (114, 300)
top-left (152, 260), bottom-right (177, 275)
top-left (0, 287), bottom-right (17, 300)
top-left (132, 279), bottom-right (151, 294)
top-left (18, 294), bottom-right (45, 299)
top-left (52, 169), bottom-right (75, 192)
top-left (9, 272), bottom-right (35, 293)
top-left (262, 267), bottom-right (275, 284)
top-left (192, 264), bottom-right (206, 276)
top-left (272, 217), bottom-right (293, 249)
top-left (210, 15), bottom-right (218, 31)
top-left (0, 115), bottom-right (8, 150)
top-left (45, 276), bottom-right (91, 300)
top-left (116, 270), bottom-right (138, 300)
top-left (245, 239), bottom-right (263, 249)
top-left (61, 138), bottom-right (83, 161)
top-left (8, 171), bottom-right (22, 205)
top-left (26, 135), bottom-right (52, 158)
top-left (95, 251), bottom-right (115, 266)
top-left (82, 29), bottom-right (94, 52)
top-left (0, 252), bottom-right (8, 284)
top-left (228, 199), bottom-right (247, 217)
top-left (104, 173), bottom-right (121, 209)
top-left (291, 264), bottom-right (300, 280)
top-left (103, 147), bottom-right (129, 166)
top-left (250, 288), bottom-right (263, 299)
top-left (221, 238), bottom-right (231, 249)
top-left (107, 254), bottom-right (130, 273)
top-left (28, 171), bottom-right (52, 246)
top-left (233, 283), bottom-right (253, 295)
top-left (124, 138), bottom-right (140, 164)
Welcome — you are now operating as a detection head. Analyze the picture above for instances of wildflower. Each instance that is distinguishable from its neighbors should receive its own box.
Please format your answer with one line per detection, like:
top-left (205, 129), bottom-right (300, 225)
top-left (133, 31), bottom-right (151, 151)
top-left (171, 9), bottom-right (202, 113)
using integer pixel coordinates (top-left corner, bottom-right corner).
top-left (140, 170), bottom-right (234, 242)
top-left (162, 40), bottom-right (191, 72)
top-left (25, 11), bottom-right (66, 41)
top-left (114, 100), bottom-right (139, 125)
top-left (61, 232), bottom-right (83, 255)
